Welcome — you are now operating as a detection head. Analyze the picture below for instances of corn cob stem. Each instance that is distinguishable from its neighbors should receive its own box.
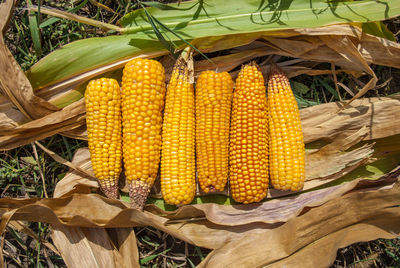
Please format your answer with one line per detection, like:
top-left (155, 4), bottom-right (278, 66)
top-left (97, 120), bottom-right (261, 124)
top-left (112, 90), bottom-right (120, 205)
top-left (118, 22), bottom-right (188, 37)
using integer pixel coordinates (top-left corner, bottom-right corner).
top-left (196, 70), bottom-right (233, 192)
top-left (229, 63), bottom-right (269, 204)
top-left (267, 64), bottom-right (305, 191)
top-left (161, 53), bottom-right (196, 205)
top-left (121, 58), bottom-right (166, 210)
top-left (85, 78), bottom-right (122, 199)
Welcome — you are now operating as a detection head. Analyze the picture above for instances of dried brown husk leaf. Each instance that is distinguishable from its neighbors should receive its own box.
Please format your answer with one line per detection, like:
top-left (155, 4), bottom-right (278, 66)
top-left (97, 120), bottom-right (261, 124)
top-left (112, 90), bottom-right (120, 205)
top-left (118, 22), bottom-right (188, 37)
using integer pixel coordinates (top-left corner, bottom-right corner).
top-left (0, 177), bottom-right (398, 268)
top-left (51, 226), bottom-right (139, 268)
top-left (197, 182), bottom-right (400, 268)
top-left (0, 2), bottom-right (59, 123)
top-left (301, 95), bottom-right (400, 143)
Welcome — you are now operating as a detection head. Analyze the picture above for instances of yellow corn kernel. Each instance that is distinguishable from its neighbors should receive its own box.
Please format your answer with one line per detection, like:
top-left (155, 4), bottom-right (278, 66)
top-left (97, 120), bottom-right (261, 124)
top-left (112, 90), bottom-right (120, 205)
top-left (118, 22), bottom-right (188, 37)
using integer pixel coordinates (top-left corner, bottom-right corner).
top-left (196, 70), bottom-right (233, 192)
top-left (267, 65), bottom-right (305, 191)
top-left (121, 58), bottom-right (166, 210)
top-left (85, 78), bottom-right (122, 199)
top-left (161, 58), bottom-right (196, 205)
top-left (229, 63), bottom-right (269, 204)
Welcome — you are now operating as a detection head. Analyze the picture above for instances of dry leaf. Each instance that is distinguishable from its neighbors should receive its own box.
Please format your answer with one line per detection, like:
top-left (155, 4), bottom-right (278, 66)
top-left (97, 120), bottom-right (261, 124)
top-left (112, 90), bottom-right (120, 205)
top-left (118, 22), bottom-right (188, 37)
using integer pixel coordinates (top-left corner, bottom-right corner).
top-left (52, 226), bottom-right (116, 267)
top-left (51, 225), bottom-right (139, 268)
top-left (0, 1), bottom-right (59, 122)
top-left (301, 96), bottom-right (400, 143)
top-left (197, 183), bottom-right (400, 267)
top-left (0, 99), bottom-right (86, 149)
top-left (53, 148), bottom-right (98, 198)
top-left (0, 177), bottom-right (398, 267)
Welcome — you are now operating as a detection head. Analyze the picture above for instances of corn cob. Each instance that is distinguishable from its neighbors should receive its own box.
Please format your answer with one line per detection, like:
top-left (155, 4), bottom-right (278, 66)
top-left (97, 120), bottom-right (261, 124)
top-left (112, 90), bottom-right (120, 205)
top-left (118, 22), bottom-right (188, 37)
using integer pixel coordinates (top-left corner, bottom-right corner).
top-left (229, 63), bottom-right (269, 204)
top-left (161, 56), bottom-right (196, 205)
top-left (267, 65), bottom-right (305, 191)
top-left (85, 78), bottom-right (122, 199)
top-left (121, 58), bottom-right (166, 210)
top-left (196, 71), bottom-right (233, 192)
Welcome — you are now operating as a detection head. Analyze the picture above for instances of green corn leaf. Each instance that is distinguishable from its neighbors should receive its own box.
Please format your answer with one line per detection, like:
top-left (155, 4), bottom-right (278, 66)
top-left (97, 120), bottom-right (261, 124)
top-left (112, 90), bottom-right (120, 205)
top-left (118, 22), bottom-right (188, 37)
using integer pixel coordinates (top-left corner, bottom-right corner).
top-left (27, 0), bottom-right (400, 93)
top-left (119, 0), bottom-right (400, 36)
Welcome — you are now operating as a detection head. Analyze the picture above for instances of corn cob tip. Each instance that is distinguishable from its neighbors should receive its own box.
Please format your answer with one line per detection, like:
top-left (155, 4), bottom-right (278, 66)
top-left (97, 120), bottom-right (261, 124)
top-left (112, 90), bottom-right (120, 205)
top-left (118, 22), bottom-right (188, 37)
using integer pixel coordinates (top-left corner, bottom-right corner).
top-left (99, 181), bottom-right (119, 199)
top-left (268, 63), bottom-right (284, 77)
top-left (129, 180), bottom-right (151, 210)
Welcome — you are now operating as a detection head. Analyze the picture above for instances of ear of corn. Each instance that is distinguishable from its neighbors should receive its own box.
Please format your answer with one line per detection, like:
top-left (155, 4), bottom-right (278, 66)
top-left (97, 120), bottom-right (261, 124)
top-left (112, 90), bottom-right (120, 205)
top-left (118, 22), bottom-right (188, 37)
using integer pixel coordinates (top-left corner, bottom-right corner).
top-left (229, 63), bottom-right (269, 204)
top-left (161, 57), bottom-right (196, 205)
top-left (267, 65), bottom-right (305, 191)
top-left (196, 70), bottom-right (233, 192)
top-left (85, 78), bottom-right (122, 199)
top-left (121, 58), bottom-right (166, 210)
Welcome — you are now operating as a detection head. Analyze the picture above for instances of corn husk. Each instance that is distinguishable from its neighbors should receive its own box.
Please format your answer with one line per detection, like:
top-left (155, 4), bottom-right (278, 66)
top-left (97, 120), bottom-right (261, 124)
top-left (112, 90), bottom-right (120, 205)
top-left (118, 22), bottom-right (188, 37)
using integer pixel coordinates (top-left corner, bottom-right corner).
top-left (1, 0), bottom-right (400, 267)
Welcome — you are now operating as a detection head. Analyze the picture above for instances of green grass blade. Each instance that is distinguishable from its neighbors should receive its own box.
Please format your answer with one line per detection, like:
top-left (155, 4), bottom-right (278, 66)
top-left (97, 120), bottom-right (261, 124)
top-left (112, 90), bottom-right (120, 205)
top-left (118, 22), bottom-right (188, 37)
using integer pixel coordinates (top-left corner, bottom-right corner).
top-left (140, 249), bottom-right (170, 265)
top-left (148, 12), bottom-right (210, 61)
top-left (315, 77), bottom-right (339, 100)
top-left (139, 2), bottom-right (177, 57)
top-left (39, 0), bottom-right (89, 28)
top-left (142, 1), bottom-right (200, 11)
top-left (27, 0), bottom-right (42, 58)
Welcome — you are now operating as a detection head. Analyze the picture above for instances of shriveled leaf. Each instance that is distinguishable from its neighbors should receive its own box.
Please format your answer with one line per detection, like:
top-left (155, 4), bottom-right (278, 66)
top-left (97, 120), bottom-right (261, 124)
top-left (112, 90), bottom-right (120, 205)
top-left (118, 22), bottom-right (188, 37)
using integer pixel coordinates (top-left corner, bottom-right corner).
top-left (0, 0), bottom-right (16, 34)
top-left (0, 177), bottom-right (398, 268)
top-left (301, 96), bottom-right (400, 143)
top-left (0, 29), bottom-right (58, 122)
top-left (0, 99), bottom-right (86, 150)
top-left (153, 179), bottom-right (374, 226)
top-left (197, 183), bottom-right (400, 267)
top-left (0, 176), bottom-right (396, 228)
top-left (53, 148), bottom-right (98, 198)
top-left (52, 226), bottom-right (116, 267)
top-left (51, 225), bottom-right (139, 268)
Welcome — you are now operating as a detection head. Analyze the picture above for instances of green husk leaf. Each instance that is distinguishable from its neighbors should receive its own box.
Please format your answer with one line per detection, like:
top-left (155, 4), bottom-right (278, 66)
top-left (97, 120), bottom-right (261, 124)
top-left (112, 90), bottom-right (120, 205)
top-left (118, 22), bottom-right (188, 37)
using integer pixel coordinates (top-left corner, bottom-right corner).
top-left (27, 0), bottom-right (400, 91)
top-left (361, 21), bottom-right (396, 41)
top-left (119, 0), bottom-right (400, 36)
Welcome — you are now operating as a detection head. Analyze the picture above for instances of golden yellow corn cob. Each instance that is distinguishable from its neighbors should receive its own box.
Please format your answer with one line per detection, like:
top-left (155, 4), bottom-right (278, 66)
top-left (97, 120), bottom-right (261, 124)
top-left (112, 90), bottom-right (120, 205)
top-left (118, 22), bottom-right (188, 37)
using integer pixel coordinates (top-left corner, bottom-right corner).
top-left (229, 63), bottom-right (269, 204)
top-left (267, 65), bottom-right (305, 191)
top-left (85, 78), bottom-right (122, 199)
top-left (161, 57), bottom-right (196, 205)
top-left (121, 58), bottom-right (166, 210)
top-left (196, 70), bottom-right (233, 192)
